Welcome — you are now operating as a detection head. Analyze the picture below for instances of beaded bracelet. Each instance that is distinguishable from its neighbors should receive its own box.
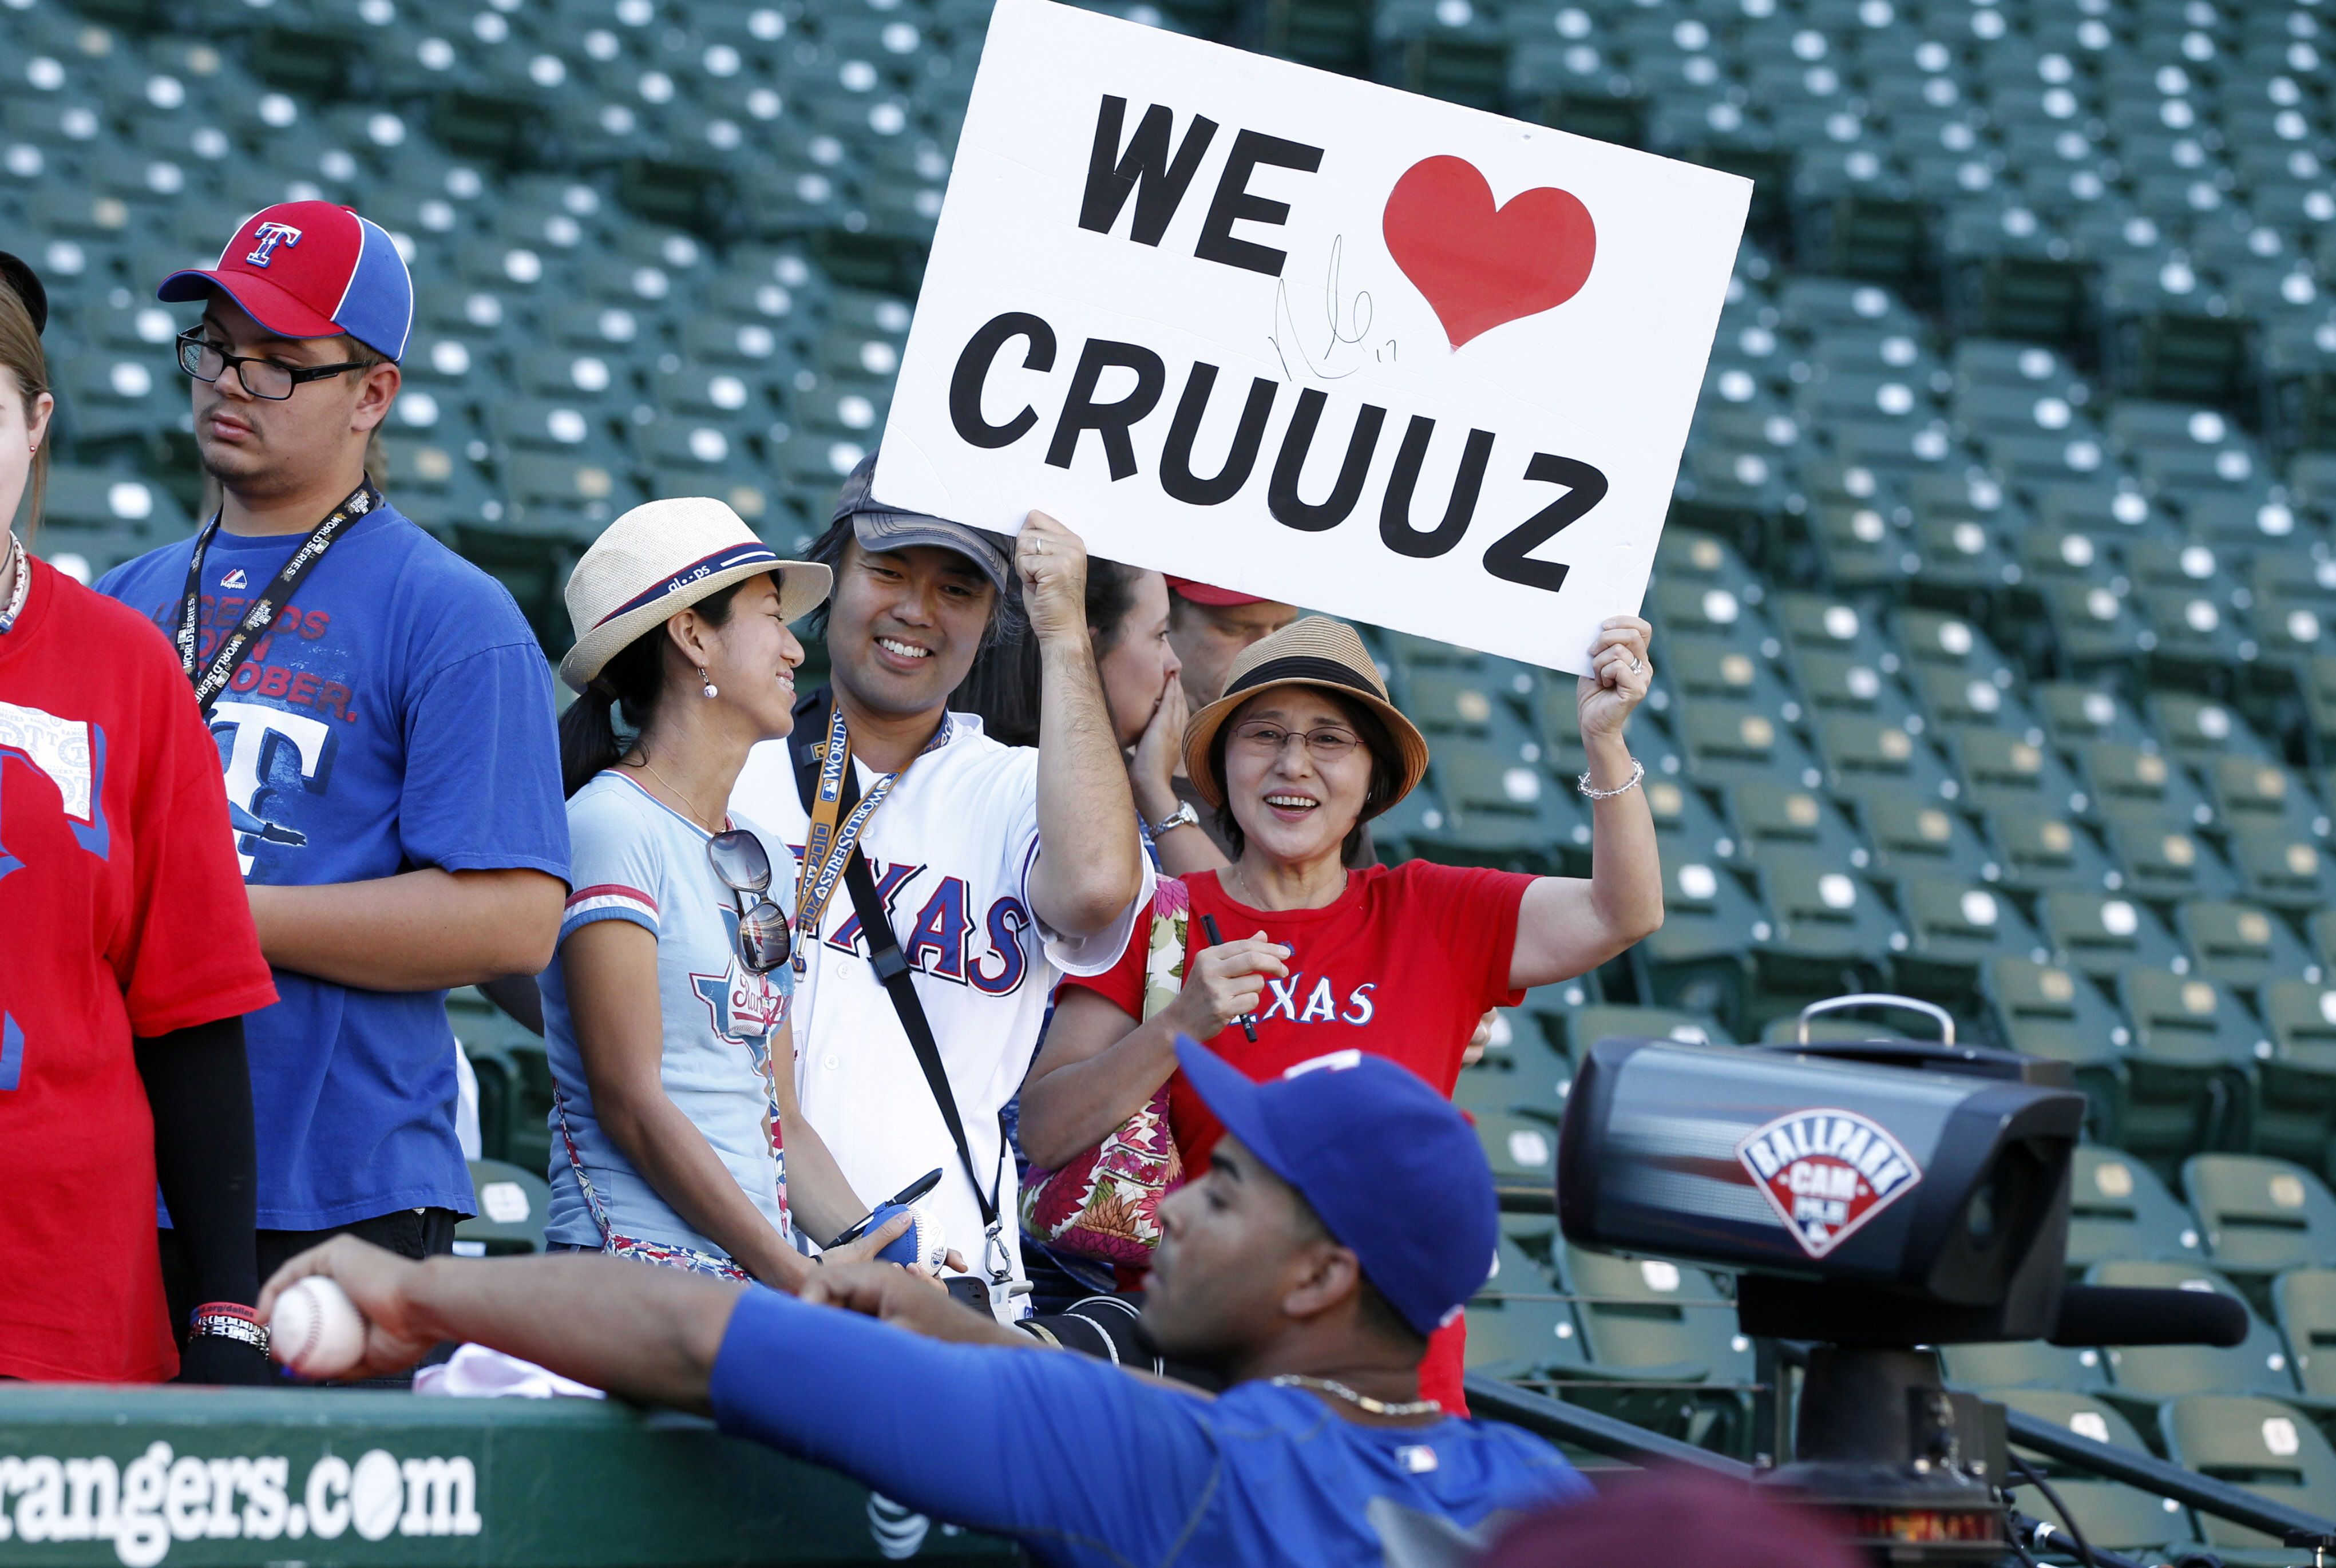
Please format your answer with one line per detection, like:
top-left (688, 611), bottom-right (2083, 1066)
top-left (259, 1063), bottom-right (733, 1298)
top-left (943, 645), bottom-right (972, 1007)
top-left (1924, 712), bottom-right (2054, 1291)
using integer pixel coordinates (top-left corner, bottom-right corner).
top-left (1577, 756), bottom-right (1646, 801)
top-left (189, 1302), bottom-right (270, 1353)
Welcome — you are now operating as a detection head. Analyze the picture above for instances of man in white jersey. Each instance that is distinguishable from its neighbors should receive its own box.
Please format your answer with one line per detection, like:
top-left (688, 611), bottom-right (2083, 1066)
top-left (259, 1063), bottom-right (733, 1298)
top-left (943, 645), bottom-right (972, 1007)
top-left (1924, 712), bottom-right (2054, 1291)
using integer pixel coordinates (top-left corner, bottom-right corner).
top-left (732, 453), bottom-right (1150, 1316)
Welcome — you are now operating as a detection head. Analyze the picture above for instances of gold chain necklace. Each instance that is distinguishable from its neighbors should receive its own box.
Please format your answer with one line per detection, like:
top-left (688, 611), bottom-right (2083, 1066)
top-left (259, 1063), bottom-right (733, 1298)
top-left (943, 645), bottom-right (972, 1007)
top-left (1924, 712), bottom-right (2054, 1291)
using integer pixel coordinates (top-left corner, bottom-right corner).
top-left (627, 753), bottom-right (723, 834)
top-left (1270, 1375), bottom-right (1442, 1418)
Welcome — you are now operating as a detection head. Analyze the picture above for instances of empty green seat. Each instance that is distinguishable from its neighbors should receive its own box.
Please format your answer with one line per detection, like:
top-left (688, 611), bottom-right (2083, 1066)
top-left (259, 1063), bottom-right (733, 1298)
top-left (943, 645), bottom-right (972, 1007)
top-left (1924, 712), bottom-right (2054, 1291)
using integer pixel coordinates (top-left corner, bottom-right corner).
top-left (1816, 713), bottom-right (1958, 801)
top-left (1751, 849), bottom-right (1903, 997)
top-left (2184, 1157), bottom-right (2336, 1301)
top-left (2230, 829), bottom-right (2336, 918)
top-left (2158, 1395), bottom-right (2336, 1560)
top-left (2271, 1269), bottom-right (2336, 1401)
top-left (1985, 804), bottom-right (2118, 894)
top-left (1941, 1341), bottom-right (2109, 1394)
top-left (2119, 967), bottom-right (2260, 1161)
top-left (2076, 741), bottom-right (2216, 831)
top-left (1476, 1106), bottom-right (1559, 1189)
top-left (1466, 1221), bottom-right (1588, 1380)
top-left (1451, 1007), bottom-right (1571, 1118)
top-left (2100, 805), bottom-right (2238, 903)
top-left (454, 1158), bottom-right (551, 1257)
top-left (1856, 792), bottom-right (2000, 882)
top-left (1566, 1004), bottom-right (1735, 1058)
top-left (2068, 1147), bottom-right (2204, 1270)
top-left (2041, 892), bottom-right (2188, 981)
top-left (1983, 958), bottom-right (2125, 1139)
top-left (2179, 900), bottom-right (2317, 992)
top-left (1557, 1242), bottom-right (1753, 1453)
top-left (1724, 781), bottom-right (1869, 869)
top-left (1892, 872), bottom-right (2045, 1001)
top-left (2089, 1262), bottom-right (2298, 1405)
top-left (1990, 1389), bottom-right (2193, 1557)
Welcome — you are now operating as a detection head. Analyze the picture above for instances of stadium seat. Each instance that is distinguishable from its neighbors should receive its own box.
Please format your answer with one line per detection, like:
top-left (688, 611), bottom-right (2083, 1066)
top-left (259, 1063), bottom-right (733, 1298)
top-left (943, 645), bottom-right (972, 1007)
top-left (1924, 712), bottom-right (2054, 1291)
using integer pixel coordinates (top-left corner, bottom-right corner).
top-left (1474, 1106), bottom-right (1559, 1191)
top-left (2272, 1269), bottom-right (2336, 1402)
top-left (1983, 959), bottom-right (2127, 1141)
top-left (2068, 1147), bottom-right (2204, 1272)
top-left (1555, 1242), bottom-right (1754, 1455)
top-left (2183, 1157), bottom-right (2336, 1308)
top-left (1989, 1389), bottom-right (2195, 1559)
top-left (1565, 1004), bottom-right (1735, 1059)
top-left (2040, 892), bottom-right (2188, 981)
top-left (1465, 1219), bottom-right (1589, 1381)
top-left (2158, 1395), bottom-right (2336, 1562)
top-left (1891, 872), bottom-right (2046, 1005)
top-left (454, 1158), bottom-right (551, 1257)
top-left (1450, 1007), bottom-right (1571, 1118)
top-left (1943, 1340), bottom-right (2111, 1395)
top-left (2179, 900), bottom-right (2319, 993)
top-left (2089, 1261), bottom-right (2299, 1407)
top-left (2119, 968), bottom-right (2260, 1161)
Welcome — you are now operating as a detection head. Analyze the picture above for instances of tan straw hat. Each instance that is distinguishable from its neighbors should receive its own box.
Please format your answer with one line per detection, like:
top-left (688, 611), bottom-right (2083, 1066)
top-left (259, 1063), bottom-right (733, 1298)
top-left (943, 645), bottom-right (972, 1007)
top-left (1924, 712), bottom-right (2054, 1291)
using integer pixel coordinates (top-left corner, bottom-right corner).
top-left (559, 497), bottom-right (830, 692)
top-left (1181, 616), bottom-right (1430, 813)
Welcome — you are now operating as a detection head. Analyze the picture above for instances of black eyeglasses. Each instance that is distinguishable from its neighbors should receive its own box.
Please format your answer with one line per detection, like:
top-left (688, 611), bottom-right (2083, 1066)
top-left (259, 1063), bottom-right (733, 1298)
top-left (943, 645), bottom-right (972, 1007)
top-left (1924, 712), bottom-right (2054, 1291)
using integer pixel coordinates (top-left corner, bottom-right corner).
top-left (708, 829), bottom-right (792, 973)
top-left (176, 326), bottom-right (373, 401)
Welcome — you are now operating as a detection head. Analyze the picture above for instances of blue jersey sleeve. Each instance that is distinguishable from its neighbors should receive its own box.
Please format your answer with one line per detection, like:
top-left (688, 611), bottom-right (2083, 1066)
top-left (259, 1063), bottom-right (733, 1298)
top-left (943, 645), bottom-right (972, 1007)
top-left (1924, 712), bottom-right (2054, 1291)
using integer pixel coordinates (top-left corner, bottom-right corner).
top-left (709, 1287), bottom-right (1218, 1559)
top-left (398, 640), bottom-right (569, 883)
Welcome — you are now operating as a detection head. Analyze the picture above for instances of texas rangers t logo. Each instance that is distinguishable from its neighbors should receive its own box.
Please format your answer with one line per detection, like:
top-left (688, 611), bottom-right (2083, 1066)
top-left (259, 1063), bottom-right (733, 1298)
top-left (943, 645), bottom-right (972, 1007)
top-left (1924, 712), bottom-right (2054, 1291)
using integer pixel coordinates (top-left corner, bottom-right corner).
top-left (245, 221), bottom-right (303, 267)
top-left (1736, 1108), bottom-right (1921, 1258)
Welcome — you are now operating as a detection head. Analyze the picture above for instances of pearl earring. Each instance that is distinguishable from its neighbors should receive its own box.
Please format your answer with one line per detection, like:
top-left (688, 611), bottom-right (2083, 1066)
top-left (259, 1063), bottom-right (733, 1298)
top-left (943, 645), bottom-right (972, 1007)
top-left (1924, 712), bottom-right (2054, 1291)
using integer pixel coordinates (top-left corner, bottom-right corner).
top-left (700, 667), bottom-right (718, 699)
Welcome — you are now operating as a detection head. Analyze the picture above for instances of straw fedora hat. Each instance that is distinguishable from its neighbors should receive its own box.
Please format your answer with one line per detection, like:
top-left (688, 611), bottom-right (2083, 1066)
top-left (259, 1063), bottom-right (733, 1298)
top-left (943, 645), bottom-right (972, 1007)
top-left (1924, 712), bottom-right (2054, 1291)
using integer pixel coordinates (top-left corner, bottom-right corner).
top-left (1181, 616), bottom-right (1430, 814)
top-left (559, 497), bottom-right (830, 692)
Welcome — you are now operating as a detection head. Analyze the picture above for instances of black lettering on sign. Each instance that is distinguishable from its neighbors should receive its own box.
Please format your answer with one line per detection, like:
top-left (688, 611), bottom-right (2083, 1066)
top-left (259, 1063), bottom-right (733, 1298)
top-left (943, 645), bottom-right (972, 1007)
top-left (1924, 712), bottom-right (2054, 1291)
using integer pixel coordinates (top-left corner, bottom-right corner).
top-left (1268, 388), bottom-right (1384, 532)
top-left (1380, 419), bottom-right (1495, 559)
top-left (1161, 362), bottom-right (1278, 506)
top-left (1045, 338), bottom-right (1166, 480)
top-left (1483, 452), bottom-right (1609, 592)
top-left (949, 312), bottom-right (1058, 449)
top-left (1079, 97), bottom-right (1220, 247)
top-left (1195, 130), bottom-right (1325, 278)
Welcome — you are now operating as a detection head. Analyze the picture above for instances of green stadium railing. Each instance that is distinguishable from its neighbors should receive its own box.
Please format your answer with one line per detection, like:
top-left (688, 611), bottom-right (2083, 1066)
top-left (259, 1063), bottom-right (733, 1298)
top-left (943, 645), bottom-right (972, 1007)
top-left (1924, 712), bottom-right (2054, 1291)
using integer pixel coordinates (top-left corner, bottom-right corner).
top-left (0, 1385), bottom-right (1013, 1566)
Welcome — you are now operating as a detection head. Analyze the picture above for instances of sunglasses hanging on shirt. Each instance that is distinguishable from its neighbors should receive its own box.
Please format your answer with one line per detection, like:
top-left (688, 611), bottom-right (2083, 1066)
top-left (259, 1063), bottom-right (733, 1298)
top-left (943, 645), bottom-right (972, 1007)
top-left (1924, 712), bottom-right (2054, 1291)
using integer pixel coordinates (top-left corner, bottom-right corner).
top-left (708, 829), bottom-right (792, 973)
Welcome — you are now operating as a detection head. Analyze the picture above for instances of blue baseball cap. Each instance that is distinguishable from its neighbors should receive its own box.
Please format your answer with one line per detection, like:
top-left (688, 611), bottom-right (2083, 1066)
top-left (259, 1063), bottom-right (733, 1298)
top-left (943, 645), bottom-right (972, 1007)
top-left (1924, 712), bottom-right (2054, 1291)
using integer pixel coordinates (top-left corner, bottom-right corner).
top-left (1176, 1036), bottom-right (1498, 1337)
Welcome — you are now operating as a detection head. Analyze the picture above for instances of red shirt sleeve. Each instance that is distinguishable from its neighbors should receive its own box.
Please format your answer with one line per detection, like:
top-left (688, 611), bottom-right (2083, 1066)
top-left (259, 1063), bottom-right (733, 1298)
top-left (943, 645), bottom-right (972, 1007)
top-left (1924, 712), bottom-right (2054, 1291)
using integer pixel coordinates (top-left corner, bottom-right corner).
top-left (1400, 860), bottom-right (1537, 1011)
top-left (116, 632), bottom-right (278, 1037)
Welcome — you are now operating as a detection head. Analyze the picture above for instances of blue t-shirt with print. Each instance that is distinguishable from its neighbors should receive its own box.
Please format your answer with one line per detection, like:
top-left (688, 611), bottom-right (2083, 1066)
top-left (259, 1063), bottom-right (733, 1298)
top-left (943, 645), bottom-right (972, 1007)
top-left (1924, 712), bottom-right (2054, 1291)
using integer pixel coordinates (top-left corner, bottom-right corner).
top-left (98, 497), bottom-right (569, 1228)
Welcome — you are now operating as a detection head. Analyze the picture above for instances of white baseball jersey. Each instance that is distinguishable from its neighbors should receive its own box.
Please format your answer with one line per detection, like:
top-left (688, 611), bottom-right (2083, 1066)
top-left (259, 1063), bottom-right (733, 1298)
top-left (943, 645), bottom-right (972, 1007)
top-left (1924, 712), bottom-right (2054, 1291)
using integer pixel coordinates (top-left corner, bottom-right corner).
top-left (731, 712), bottom-right (1152, 1313)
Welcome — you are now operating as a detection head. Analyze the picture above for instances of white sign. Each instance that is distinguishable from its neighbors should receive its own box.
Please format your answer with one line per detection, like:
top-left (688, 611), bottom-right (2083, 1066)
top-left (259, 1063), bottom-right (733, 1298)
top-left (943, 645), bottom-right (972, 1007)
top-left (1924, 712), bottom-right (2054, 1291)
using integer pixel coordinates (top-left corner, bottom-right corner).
top-left (874, 0), bottom-right (1749, 674)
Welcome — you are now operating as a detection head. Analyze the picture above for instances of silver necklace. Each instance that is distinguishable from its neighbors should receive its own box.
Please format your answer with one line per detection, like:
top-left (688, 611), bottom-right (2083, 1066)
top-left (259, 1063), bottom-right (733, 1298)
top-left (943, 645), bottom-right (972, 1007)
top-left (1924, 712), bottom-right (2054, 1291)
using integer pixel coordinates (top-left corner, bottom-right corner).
top-left (1271, 1375), bottom-right (1442, 1418)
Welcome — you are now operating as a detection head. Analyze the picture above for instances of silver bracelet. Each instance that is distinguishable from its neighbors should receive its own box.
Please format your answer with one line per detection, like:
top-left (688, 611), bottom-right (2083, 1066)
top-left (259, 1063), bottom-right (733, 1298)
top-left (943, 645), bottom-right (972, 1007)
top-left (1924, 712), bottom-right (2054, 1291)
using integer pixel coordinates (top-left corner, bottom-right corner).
top-left (1577, 756), bottom-right (1646, 801)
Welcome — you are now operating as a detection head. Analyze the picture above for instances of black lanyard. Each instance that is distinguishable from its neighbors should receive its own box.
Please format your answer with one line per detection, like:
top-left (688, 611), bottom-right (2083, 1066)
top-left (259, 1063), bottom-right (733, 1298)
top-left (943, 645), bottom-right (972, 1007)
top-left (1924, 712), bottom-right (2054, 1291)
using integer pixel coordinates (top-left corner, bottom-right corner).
top-left (177, 480), bottom-right (378, 717)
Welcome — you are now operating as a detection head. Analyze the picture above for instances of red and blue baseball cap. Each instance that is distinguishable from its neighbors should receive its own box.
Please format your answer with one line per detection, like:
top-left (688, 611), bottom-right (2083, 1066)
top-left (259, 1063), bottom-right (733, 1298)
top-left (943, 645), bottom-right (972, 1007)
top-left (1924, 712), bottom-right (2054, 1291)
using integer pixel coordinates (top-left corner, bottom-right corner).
top-left (157, 201), bottom-right (413, 363)
top-left (1175, 1036), bottom-right (1498, 1338)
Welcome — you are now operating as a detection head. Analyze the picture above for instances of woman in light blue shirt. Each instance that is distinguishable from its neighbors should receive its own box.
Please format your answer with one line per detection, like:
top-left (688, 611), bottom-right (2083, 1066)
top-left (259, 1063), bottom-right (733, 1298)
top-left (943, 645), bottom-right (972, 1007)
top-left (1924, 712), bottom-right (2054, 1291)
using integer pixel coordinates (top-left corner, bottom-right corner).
top-left (541, 498), bottom-right (905, 1284)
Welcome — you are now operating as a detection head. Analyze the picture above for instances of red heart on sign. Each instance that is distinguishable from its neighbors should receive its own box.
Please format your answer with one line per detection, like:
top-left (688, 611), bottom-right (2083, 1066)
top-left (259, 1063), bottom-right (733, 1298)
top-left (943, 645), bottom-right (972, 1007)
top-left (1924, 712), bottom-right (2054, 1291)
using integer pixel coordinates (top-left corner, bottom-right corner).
top-left (1381, 155), bottom-right (1598, 350)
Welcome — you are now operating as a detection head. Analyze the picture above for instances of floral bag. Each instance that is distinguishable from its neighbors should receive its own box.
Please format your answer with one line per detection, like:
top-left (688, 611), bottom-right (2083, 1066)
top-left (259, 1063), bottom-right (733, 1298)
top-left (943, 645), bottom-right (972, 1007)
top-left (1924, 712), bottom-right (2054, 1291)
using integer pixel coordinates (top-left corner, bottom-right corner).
top-left (1018, 880), bottom-right (1189, 1268)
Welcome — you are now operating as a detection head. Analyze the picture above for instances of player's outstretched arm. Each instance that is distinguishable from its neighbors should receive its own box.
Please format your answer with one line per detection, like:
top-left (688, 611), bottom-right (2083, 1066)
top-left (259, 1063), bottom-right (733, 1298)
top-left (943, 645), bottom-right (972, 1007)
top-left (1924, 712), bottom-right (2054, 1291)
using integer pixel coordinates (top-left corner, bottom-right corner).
top-left (259, 1238), bottom-right (743, 1413)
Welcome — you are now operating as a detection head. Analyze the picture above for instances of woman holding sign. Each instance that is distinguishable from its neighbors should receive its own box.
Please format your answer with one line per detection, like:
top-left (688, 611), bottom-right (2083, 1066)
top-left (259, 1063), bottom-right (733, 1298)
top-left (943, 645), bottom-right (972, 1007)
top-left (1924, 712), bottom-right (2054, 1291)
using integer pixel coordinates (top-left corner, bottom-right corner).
top-left (1018, 612), bottom-right (1661, 1412)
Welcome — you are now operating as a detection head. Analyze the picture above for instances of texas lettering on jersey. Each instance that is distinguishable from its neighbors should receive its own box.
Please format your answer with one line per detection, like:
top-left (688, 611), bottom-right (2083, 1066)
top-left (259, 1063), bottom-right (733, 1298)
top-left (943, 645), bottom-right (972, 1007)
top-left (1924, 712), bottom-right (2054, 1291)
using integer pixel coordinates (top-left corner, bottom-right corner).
top-left (797, 849), bottom-right (1034, 997)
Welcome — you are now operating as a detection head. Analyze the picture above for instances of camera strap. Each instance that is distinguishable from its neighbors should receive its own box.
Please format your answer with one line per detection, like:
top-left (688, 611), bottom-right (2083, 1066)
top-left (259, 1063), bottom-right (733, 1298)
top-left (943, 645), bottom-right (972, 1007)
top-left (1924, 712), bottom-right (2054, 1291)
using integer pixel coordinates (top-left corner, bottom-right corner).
top-left (176, 478), bottom-right (378, 718)
top-left (791, 690), bottom-right (1011, 1290)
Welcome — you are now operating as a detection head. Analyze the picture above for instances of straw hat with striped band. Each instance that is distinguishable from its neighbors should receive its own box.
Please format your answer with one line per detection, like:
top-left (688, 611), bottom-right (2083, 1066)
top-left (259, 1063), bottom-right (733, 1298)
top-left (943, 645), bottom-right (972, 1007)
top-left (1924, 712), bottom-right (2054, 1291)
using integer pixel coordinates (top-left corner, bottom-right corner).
top-left (1181, 615), bottom-right (1430, 814)
top-left (559, 497), bottom-right (831, 693)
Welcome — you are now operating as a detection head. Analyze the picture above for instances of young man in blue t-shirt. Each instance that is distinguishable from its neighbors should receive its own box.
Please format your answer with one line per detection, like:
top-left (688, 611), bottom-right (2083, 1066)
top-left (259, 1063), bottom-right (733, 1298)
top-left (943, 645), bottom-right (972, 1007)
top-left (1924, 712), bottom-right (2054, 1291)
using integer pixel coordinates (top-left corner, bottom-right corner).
top-left (263, 1039), bottom-right (1591, 1564)
top-left (98, 201), bottom-right (568, 1342)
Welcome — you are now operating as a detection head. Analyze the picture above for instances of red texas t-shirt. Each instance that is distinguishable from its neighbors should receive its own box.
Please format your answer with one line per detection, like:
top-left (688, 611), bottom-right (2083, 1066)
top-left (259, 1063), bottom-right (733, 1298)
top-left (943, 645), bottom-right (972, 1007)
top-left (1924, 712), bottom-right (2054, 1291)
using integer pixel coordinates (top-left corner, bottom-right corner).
top-left (0, 553), bottom-right (278, 1381)
top-left (1058, 860), bottom-right (1534, 1414)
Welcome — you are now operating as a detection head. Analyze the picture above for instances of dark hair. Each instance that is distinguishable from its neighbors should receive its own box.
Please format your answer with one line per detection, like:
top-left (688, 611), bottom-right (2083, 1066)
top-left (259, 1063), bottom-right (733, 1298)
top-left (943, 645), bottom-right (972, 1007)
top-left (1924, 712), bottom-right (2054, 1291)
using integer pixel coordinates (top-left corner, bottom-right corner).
top-left (0, 277), bottom-right (48, 540)
top-left (950, 555), bottom-right (1148, 747)
top-left (1290, 1187), bottom-right (1428, 1357)
top-left (798, 516), bottom-right (1023, 652)
top-left (1208, 688), bottom-right (1404, 866)
top-left (557, 581), bottom-right (745, 797)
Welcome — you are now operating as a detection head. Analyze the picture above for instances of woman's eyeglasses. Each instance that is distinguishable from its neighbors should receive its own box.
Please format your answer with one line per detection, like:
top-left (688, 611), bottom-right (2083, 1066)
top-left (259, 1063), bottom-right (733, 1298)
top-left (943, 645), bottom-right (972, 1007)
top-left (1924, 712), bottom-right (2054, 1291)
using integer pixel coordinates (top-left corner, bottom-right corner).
top-left (1228, 720), bottom-right (1363, 761)
top-left (176, 327), bottom-right (374, 401)
top-left (707, 829), bottom-right (792, 973)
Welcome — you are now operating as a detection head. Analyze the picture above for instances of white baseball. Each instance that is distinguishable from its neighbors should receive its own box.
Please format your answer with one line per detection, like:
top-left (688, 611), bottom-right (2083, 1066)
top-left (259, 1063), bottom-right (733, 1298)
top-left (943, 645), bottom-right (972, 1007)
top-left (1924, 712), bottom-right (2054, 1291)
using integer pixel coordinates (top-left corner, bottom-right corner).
top-left (906, 1209), bottom-right (949, 1277)
top-left (270, 1276), bottom-right (369, 1380)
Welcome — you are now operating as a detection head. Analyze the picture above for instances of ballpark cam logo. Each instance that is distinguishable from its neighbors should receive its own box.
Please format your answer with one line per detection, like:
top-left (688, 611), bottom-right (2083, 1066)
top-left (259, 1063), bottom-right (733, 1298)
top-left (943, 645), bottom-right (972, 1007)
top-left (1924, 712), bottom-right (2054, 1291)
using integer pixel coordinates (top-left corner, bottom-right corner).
top-left (245, 221), bottom-right (303, 267)
top-left (1736, 1108), bottom-right (1921, 1258)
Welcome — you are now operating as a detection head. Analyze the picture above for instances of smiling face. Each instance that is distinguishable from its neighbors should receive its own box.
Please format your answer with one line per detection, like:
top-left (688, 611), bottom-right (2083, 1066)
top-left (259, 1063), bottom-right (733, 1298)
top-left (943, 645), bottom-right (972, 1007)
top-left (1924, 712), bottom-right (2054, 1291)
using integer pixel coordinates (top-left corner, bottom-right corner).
top-left (1095, 568), bottom-right (1180, 747)
top-left (824, 536), bottom-right (997, 719)
top-left (682, 573), bottom-right (805, 743)
top-left (1142, 1135), bottom-right (1321, 1363)
top-left (188, 290), bottom-right (397, 499)
top-left (1221, 686), bottom-right (1377, 870)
